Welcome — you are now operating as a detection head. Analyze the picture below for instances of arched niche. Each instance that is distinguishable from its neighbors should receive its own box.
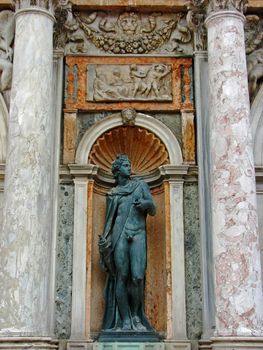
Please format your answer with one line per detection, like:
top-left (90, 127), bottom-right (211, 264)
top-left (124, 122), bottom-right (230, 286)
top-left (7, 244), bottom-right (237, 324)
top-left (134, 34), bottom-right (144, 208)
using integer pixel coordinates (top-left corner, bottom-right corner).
top-left (76, 112), bottom-right (183, 166)
top-left (69, 112), bottom-right (189, 346)
top-left (251, 84), bottom-right (263, 166)
top-left (0, 93), bottom-right (8, 163)
top-left (251, 85), bottom-right (263, 287)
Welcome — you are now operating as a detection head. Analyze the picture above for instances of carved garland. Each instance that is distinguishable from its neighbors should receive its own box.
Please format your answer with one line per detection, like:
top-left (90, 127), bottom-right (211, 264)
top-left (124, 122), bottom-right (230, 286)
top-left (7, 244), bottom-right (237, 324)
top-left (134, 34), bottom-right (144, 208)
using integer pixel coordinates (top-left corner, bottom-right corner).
top-left (75, 12), bottom-right (177, 55)
top-left (54, 3), bottom-right (192, 54)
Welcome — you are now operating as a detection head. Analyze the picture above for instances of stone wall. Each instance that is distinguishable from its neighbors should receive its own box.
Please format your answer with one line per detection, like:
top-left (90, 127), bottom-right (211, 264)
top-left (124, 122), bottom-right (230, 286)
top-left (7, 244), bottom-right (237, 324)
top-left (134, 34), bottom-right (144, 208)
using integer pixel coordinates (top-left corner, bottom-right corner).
top-left (184, 183), bottom-right (202, 340)
top-left (55, 184), bottom-right (74, 338)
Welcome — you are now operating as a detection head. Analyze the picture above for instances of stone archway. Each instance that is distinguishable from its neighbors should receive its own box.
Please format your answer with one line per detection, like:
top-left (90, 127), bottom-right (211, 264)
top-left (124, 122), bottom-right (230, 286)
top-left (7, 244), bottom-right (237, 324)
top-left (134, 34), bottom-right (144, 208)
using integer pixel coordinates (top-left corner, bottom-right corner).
top-left (250, 84), bottom-right (263, 287)
top-left (75, 112), bottom-right (183, 166)
top-left (68, 111), bottom-right (189, 347)
top-left (251, 84), bottom-right (263, 166)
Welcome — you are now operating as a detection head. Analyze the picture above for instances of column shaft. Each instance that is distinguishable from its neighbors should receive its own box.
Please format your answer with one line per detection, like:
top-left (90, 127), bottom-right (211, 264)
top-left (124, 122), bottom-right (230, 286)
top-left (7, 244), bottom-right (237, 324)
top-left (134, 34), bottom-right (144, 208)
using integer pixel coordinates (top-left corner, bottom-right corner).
top-left (206, 11), bottom-right (263, 336)
top-left (0, 8), bottom-right (55, 336)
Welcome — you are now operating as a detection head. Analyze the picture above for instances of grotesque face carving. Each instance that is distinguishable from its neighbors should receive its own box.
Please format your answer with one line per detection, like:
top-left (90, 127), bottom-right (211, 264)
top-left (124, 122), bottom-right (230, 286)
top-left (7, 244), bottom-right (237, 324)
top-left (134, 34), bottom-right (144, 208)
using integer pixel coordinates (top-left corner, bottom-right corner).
top-left (117, 12), bottom-right (140, 35)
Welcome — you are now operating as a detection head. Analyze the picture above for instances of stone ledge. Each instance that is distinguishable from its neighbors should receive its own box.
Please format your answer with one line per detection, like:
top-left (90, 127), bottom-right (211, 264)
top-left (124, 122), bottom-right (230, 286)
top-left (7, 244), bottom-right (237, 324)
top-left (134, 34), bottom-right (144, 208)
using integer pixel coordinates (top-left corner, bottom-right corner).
top-left (0, 337), bottom-right (58, 349)
top-left (67, 341), bottom-right (191, 350)
top-left (210, 337), bottom-right (263, 350)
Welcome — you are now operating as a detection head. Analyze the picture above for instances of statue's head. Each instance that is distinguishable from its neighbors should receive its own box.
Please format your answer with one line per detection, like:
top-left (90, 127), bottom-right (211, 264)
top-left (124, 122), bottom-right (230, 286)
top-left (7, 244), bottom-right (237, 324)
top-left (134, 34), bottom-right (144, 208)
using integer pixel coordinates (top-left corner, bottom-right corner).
top-left (112, 154), bottom-right (131, 178)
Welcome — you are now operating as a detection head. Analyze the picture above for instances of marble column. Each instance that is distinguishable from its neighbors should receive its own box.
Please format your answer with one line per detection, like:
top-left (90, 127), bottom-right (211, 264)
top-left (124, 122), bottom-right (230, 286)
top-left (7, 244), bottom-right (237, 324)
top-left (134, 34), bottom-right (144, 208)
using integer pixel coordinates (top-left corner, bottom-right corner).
top-left (205, 7), bottom-right (263, 340)
top-left (0, 1), bottom-right (56, 347)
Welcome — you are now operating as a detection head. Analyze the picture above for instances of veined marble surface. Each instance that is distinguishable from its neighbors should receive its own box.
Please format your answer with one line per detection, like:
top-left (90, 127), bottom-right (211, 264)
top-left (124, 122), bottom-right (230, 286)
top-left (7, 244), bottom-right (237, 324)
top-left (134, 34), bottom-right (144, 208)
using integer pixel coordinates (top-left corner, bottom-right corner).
top-left (206, 11), bottom-right (263, 336)
top-left (0, 10), bottom-right (54, 335)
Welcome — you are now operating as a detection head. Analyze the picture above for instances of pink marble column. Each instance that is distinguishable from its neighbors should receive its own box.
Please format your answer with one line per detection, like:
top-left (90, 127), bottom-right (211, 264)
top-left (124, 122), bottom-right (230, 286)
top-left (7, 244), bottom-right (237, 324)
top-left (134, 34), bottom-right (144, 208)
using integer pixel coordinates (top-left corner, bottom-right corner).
top-left (205, 10), bottom-right (263, 337)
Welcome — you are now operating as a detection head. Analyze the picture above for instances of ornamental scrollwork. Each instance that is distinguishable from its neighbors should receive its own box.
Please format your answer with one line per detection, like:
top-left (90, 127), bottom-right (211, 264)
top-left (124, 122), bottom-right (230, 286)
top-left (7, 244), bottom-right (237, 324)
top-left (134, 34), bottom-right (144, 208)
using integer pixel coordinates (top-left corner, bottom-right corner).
top-left (0, 10), bottom-right (15, 93)
top-left (186, 0), bottom-right (248, 51)
top-left (186, 0), bottom-right (207, 51)
top-left (54, 2), bottom-right (192, 54)
top-left (207, 0), bottom-right (248, 13)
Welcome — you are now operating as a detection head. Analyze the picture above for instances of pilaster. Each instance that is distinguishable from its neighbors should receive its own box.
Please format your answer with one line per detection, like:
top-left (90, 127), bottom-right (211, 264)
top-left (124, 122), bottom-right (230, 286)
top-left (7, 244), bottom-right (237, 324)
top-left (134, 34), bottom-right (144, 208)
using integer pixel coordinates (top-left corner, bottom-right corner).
top-left (160, 165), bottom-right (189, 341)
top-left (69, 165), bottom-right (99, 341)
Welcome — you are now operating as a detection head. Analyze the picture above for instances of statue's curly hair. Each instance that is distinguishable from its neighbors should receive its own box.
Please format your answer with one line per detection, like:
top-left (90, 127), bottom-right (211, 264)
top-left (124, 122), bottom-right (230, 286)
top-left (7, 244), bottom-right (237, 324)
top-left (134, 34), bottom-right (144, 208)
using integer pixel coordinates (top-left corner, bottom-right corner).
top-left (112, 154), bottom-right (131, 178)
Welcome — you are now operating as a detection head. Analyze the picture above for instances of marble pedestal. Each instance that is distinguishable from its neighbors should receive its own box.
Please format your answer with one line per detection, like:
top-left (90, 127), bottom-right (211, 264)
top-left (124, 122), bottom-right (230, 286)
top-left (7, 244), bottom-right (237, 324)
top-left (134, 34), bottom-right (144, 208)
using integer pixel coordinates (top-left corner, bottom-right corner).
top-left (66, 341), bottom-right (191, 350)
top-left (199, 337), bottom-right (263, 350)
top-left (0, 337), bottom-right (58, 349)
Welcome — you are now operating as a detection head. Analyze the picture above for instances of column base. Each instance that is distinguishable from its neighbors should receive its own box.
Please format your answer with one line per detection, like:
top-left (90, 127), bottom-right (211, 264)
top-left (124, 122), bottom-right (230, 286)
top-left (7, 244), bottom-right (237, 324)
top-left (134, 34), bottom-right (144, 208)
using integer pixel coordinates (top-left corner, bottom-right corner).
top-left (199, 337), bottom-right (263, 350)
top-left (0, 337), bottom-right (58, 349)
top-left (67, 341), bottom-right (191, 350)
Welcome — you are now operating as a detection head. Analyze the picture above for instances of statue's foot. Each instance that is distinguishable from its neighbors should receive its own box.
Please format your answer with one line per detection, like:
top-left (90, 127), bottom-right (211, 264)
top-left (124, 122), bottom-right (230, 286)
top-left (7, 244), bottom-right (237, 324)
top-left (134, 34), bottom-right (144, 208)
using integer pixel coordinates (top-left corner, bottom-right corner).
top-left (132, 316), bottom-right (147, 331)
top-left (122, 318), bottom-right (132, 330)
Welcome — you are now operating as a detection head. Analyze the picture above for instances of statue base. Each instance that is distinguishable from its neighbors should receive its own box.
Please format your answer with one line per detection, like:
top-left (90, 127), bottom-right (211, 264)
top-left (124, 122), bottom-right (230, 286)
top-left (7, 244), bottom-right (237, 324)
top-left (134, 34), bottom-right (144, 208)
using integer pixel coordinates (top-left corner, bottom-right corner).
top-left (93, 343), bottom-right (164, 350)
top-left (98, 330), bottom-right (161, 342)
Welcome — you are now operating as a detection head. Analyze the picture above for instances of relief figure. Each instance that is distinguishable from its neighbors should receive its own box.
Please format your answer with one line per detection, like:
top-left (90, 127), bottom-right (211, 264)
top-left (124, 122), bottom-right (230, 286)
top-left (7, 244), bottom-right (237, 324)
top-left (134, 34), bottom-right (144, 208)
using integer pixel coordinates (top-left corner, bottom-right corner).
top-left (92, 64), bottom-right (172, 102)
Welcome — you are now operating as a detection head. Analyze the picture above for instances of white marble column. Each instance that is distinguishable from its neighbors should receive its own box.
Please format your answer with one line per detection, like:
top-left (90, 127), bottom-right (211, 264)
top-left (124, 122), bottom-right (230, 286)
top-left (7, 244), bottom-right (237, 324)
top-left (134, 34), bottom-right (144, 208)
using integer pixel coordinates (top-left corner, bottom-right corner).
top-left (0, 1), bottom-right (56, 345)
top-left (205, 9), bottom-right (263, 338)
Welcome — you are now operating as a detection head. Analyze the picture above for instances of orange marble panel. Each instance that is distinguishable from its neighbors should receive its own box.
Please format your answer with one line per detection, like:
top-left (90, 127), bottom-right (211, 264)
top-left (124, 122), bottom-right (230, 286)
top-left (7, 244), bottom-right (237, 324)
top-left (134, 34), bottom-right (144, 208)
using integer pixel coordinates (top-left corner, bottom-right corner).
top-left (182, 110), bottom-right (196, 164)
top-left (63, 109), bottom-right (77, 164)
top-left (65, 56), bottom-right (193, 112)
top-left (145, 186), bottom-right (167, 335)
top-left (89, 184), bottom-right (167, 337)
top-left (90, 186), bottom-right (107, 337)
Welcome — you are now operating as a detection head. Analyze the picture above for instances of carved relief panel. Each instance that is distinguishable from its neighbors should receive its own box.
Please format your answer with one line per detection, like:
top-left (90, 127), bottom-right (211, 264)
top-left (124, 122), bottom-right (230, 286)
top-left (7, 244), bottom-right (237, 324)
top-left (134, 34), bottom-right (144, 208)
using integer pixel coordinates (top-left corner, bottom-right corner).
top-left (88, 63), bottom-right (172, 102)
top-left (65, 56), bottom-right (193, 111)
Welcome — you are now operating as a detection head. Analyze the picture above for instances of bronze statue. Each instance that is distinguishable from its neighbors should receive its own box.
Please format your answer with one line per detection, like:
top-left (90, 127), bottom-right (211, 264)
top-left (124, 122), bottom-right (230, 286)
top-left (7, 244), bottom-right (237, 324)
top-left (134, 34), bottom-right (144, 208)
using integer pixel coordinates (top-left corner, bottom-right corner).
top-left (99, 154), bottom-right (156, 336)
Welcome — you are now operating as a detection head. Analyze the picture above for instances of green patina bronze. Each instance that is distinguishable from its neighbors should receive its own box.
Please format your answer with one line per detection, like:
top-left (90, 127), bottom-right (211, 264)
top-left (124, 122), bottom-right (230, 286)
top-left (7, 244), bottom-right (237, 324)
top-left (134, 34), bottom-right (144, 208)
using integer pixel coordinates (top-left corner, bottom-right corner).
top-left (98, 154), bottom-right (159, 341)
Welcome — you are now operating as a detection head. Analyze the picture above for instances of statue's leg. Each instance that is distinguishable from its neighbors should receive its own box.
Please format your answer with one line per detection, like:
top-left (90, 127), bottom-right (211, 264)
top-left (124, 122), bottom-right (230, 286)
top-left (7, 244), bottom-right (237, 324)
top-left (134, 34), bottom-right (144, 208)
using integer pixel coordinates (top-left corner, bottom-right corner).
top-left (114, 235), bottom-right (131, 329)
top-left (130, 233), bottom-right (147, 330)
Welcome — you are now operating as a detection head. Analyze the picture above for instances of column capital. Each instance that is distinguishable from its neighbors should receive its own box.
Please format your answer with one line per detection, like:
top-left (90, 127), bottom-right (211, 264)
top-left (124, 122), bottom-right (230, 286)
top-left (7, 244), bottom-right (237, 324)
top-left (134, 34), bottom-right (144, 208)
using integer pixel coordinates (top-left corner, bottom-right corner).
top-left (187, 0), bottom-right (248, 16)
top-left (13, 0), bottom-right (59, 17)
top-left (187, 0), bottom-right (248, 50)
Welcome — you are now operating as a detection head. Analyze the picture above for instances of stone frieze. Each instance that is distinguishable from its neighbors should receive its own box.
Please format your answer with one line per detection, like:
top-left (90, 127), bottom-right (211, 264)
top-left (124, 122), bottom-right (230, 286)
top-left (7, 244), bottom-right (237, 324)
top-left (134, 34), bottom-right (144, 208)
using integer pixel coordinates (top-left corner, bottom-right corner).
top-left (88, 64), bottom-right (172, 102)
top-left (54, 5), bottom-right (193, 55)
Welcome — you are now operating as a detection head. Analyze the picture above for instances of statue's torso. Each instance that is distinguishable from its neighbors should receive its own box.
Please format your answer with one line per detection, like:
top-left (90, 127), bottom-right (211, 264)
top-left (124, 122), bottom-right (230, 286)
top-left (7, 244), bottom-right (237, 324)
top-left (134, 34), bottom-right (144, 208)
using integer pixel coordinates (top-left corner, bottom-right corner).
top-left (111, 181), bottom-right (146, 239)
